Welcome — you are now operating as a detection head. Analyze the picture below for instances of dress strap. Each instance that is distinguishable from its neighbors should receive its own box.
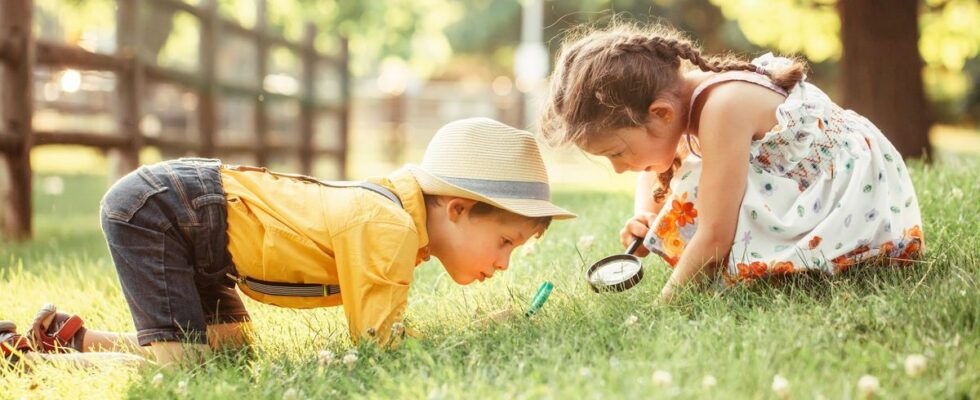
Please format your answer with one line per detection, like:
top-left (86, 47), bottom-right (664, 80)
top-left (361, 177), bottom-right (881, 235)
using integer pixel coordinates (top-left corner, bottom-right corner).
top-left (684, 71), bottom-right (788, 158)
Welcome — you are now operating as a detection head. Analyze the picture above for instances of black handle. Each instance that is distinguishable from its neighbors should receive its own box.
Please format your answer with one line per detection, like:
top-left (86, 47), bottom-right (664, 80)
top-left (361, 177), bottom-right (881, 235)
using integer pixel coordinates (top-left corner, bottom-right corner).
top-left (625, 237), bottom-right (642, 255)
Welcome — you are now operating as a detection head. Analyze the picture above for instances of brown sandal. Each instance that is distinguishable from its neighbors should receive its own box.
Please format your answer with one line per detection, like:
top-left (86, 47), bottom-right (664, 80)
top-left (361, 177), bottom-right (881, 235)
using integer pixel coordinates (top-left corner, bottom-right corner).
top-left (1, 320), bottom-right (32, 365)
top-left (27, 304), bottom-right (87, 353)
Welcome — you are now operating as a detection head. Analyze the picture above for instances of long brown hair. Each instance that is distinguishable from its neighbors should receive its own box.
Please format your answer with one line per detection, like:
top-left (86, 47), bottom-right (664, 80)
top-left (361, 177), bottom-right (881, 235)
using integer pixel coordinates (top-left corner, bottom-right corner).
top-left (540, 22), bottom-right (806, 202)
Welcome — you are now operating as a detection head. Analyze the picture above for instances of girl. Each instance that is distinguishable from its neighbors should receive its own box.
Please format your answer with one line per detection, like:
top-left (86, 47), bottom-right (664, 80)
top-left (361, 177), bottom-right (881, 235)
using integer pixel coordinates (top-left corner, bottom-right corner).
top-left (540, 23), bottom-right (924, 301)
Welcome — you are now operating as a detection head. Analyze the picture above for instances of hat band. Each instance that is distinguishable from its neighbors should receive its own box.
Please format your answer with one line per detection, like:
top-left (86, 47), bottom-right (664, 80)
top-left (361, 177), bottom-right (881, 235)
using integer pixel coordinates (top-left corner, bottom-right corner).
top-left (438, 175), bottom-right (550, 201)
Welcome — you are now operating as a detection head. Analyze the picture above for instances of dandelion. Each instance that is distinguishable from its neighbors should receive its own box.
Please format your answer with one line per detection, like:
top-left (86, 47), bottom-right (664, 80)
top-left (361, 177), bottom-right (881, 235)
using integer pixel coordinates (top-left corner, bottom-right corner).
top-left (342, 352), bottom-right (358, 369)
top-left (904, 354), bottom-right (927, 377)
top-left (652, 370), bottom-right (672, 386)
top-left (318, 350), bottom-right (334, 366)
top-left (150, 373), bottom-right (164, 387)
top-left (702, 375), bottom-right (717, 388)
top-left (578, 235), bottom-right (595, 250)
top-left (283, 388), bottom-right (299, 400)
top-left (624, 314), bottom-right (638, 327)
top-left (857, 375), bottom-right (879, 398)
top-left (175, 380), bottom-right (188, 397)
top-left (771, 375), bottom-right (790, 399)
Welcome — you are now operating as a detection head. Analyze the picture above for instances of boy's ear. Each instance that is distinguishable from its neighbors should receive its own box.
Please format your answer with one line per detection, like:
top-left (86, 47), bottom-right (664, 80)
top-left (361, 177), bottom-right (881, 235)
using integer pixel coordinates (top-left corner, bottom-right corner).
top-left (445, 197), bottom-right (477, 222)
top-left (647, 99), bottom-right (675, 124)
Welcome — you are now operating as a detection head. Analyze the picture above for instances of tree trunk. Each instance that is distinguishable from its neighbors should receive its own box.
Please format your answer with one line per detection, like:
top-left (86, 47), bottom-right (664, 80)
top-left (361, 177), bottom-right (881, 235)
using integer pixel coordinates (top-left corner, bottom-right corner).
top-left (838, 0), bottom-right (932, 159)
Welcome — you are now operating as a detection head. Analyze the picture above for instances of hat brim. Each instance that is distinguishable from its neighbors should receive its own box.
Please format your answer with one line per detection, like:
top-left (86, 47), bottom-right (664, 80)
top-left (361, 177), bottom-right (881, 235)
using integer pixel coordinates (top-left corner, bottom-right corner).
top-left (408, 166), bottom-right (576, 220)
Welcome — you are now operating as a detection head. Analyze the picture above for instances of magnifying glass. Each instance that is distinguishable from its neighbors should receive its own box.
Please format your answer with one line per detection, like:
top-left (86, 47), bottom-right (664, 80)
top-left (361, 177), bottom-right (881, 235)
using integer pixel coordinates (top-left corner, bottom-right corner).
top-left (586, 237), bottom-right (644, 292)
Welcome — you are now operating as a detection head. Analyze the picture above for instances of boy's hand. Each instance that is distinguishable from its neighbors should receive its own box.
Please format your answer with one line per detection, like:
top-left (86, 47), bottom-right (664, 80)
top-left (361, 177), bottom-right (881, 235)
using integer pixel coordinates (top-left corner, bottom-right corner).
top-left (620, 212), bottom-right (655, 257)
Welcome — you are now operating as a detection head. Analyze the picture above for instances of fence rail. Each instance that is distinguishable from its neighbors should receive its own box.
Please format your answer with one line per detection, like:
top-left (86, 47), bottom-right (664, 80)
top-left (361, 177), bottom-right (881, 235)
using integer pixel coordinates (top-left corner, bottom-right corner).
top-left (0, 0), bottom-right (350, 241)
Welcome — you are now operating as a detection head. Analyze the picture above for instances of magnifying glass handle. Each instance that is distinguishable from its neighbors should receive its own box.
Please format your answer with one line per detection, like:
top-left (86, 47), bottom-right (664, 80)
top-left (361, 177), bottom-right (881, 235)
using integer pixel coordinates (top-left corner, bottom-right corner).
top-left (625, 237), bottom-right (643, 255)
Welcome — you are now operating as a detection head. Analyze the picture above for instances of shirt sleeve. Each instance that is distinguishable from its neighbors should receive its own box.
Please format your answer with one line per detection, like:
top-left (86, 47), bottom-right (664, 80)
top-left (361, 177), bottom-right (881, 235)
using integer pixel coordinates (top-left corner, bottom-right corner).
top-left (332, 219), bottom-right (418, 347)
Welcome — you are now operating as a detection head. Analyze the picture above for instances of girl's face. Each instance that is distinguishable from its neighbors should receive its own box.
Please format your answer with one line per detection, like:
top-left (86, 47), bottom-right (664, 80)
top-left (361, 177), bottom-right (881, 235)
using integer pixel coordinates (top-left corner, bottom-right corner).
top-left (582, 100), bottom-right (686, 174)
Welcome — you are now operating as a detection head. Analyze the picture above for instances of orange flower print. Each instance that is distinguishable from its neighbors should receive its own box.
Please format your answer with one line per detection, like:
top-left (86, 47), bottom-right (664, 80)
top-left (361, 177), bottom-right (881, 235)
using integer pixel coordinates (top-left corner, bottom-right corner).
top-left (664, 256), bottom-right (679, 268)
top-left (655, 216), bottom-right (675, 238)
top-left (669, 193), bottom-right (698, 227)
top-left (832, 255), bottom-right (856, 273)
top-left (808, 236), bottom-right (822, 250)
top-left (771, 261), bottom-right (795, 274)
top-left (738, 261), bottom-right (768, 280)
top-left (905, 225), bottom-right (924, 243)
top-left (661, 230), bottom-right (686, 259)
top-left (879, 241), bottom-right (895, 257)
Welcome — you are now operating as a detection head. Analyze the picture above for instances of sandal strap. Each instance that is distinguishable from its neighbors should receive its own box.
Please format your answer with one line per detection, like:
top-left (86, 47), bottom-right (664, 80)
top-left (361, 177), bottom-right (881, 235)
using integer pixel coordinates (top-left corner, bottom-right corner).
top-left (1, 332), bottom-right (32, 364)
top-left (28, 305), bottom-right (87, 353)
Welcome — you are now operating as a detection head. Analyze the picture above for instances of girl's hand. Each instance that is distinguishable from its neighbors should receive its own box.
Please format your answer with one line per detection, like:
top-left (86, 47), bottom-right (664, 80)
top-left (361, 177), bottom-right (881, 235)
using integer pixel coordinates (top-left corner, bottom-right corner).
top-left (620, 212), bottom-right (656, 257)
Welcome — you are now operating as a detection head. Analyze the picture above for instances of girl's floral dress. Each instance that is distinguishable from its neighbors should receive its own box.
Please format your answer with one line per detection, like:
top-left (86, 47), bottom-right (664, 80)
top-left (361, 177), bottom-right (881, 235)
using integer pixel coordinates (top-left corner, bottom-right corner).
top-left (643, 54), bottom-right (924, 285)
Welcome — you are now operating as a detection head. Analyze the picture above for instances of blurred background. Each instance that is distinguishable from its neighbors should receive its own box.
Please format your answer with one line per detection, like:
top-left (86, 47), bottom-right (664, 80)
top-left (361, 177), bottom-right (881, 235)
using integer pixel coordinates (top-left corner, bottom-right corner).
top-left (1, 0), bottom-right (978, 241)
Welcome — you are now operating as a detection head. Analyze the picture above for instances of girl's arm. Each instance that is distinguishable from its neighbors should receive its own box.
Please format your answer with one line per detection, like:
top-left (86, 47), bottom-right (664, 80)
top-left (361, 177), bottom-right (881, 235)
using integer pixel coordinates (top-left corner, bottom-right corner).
top-left (660, 82), bottom-right (780, 302)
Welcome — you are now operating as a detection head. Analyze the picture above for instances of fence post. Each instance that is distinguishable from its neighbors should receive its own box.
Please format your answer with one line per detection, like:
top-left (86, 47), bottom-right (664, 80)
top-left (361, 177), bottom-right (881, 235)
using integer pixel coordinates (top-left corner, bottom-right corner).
top-left (337, 37), bottom-right (350, 179)
top-left (0, 0), bottom-right (34, 241)
top-left (112, 0), bottom-right (143, 179)
top-left (385, 93), bottom-right (406, 166)
top-left (298, 23), bottom-right (316, 175)
top-left (198, 0), bottom-right (218, 158)
top-left (253, 0), bottom-right (268, 166)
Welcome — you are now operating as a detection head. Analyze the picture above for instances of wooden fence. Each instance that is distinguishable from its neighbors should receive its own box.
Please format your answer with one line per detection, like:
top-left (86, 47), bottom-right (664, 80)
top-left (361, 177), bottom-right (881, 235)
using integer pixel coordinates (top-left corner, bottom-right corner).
top-left (0, 0), bottom-right (350, 241)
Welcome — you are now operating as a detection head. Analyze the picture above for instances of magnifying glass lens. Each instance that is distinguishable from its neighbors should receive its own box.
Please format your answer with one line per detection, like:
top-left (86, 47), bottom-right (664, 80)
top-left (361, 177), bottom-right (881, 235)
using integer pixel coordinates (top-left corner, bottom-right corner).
top-left (590, 260), bottom-right (641, 285)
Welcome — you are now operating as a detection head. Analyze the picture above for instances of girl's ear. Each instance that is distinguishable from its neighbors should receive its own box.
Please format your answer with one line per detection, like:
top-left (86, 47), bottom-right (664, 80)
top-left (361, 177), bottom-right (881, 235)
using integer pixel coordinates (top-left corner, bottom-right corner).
top-left (647, 99), bottom-right (676, 125)
top-left (445, 198), bottom-right (477, 222)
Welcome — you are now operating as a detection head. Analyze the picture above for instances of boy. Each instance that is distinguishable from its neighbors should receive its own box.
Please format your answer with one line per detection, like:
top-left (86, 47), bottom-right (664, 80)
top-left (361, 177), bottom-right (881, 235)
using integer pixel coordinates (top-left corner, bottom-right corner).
top-left (1, 118), bottom-right (574, 366)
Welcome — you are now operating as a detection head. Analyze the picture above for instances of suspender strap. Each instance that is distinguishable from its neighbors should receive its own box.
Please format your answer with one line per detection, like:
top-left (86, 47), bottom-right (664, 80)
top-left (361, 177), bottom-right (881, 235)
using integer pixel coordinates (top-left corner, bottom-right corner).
top-left (231, 179), bottom-right (403, 298)
top-left (241, 276), bottom-right (342, 297)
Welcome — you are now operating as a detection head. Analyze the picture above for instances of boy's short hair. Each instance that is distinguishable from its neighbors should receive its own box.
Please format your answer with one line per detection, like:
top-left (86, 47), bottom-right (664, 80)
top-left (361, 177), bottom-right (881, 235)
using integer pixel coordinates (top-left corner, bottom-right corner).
top-left (423, 194), bottom-right (552, 236)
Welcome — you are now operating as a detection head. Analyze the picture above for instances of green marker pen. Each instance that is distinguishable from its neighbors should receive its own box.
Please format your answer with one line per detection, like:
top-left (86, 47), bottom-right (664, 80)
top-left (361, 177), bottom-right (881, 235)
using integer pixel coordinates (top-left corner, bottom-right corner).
top-left (526, 281), bottom-right (554, 317)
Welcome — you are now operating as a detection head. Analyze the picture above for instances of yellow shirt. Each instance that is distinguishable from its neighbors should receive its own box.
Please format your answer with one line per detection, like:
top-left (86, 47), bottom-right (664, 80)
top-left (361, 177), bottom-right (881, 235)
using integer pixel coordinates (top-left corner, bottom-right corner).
top-left (220, 166), bottom-right (429, 344)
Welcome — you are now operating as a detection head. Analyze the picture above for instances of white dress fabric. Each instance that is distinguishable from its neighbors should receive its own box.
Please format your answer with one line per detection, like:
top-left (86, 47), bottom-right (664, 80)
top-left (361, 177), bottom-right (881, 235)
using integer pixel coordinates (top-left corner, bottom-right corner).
top-left (642, 54), bottom-right (924, 285)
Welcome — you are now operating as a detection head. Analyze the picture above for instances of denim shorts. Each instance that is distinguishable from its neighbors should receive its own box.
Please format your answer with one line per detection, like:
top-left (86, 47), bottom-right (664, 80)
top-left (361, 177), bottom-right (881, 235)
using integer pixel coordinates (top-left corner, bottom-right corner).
top-left (100, 158), bottom-right (249, 345)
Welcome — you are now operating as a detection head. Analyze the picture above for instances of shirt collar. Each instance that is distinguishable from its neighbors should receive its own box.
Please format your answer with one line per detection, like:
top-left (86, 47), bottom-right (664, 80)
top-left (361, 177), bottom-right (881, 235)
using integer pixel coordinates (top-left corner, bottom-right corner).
top-left (376, 167), bottom-right (430, 263)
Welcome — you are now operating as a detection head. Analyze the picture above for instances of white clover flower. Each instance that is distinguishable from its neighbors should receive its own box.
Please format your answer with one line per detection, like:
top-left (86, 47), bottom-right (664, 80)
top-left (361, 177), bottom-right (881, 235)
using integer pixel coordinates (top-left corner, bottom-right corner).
top-left (771, 375), bottom-right (790, 399)
top-left (176, 380), bottom-right (188, 397)
top-left (857, 375), bottom-right (880, 398)
top-left (578, 235), bottom-right (595, 250)
top-left (702, 375), bottom-right (717, 388)
top-left (282, 388), bottom-right (298, 400)
top-left (652, 370), bottom-right (673, 386)
top-left (904, 354), bottom-right (927, 377)
top-left (950, 187), bottom-right (964, 199)
top-left (625, 314), bottom-right (639, 327)
top-left (151, 373), bottom-right (164, 387)
top-left (318, 350), bottom-right (334, 366)
top-left (579, 367), bottom-right (592, 377)
top-left (342, 352), bottom-right (358, 369)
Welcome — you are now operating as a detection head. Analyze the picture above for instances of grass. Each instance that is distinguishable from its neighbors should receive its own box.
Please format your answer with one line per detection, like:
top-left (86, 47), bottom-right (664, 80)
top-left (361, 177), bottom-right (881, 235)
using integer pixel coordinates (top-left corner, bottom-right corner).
top-left (1, 156), bottom-right (978, 400)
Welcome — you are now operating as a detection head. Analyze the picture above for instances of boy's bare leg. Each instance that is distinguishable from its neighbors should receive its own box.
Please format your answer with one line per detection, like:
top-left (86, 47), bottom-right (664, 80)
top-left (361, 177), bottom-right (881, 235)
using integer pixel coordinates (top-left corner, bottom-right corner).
top-left (148, 322), bottom-right (253, 367)
top-left (207, 322), bottom-right (253, 350)
top-left (81, 330), bottom-right (152, 357)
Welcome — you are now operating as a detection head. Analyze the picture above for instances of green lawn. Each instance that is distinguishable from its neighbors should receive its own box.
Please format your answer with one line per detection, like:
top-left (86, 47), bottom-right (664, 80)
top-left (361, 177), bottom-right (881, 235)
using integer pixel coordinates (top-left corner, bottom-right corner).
top-left (1, 157), bottom-right (977, 399)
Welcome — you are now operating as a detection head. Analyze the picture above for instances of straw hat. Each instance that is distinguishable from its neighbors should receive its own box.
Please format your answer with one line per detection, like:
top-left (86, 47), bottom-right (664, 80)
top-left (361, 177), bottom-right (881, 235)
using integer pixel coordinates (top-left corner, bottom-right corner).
top-left (408, 118), bottom-right (576, 219)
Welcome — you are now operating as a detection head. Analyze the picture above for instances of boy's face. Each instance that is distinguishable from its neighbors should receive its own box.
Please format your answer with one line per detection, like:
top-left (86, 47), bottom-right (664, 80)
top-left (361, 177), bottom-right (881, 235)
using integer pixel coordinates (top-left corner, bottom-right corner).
top-left (428, 198), bottom-right (541, 285)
